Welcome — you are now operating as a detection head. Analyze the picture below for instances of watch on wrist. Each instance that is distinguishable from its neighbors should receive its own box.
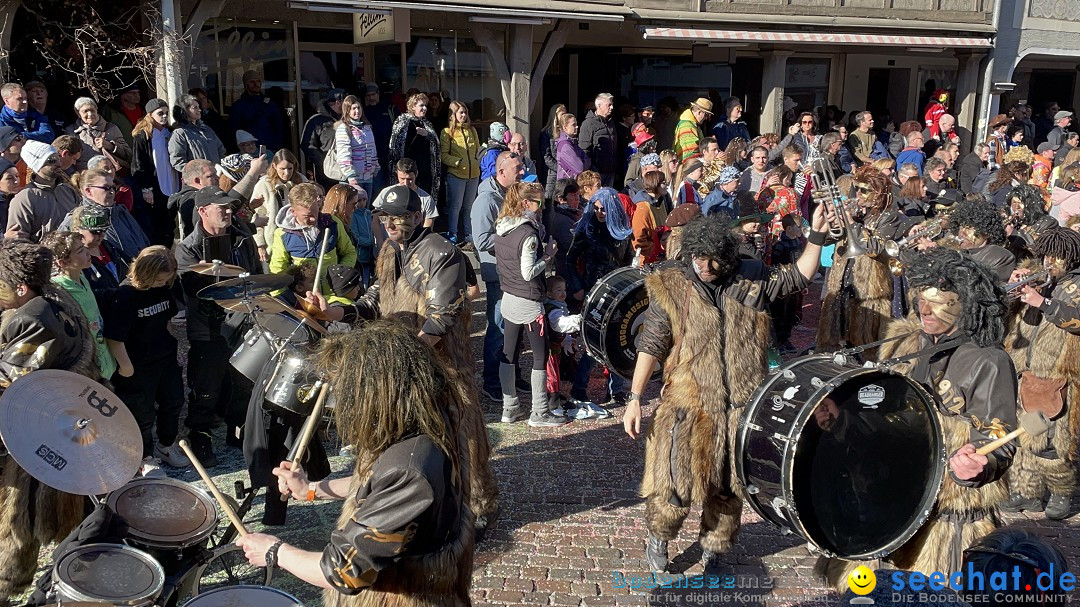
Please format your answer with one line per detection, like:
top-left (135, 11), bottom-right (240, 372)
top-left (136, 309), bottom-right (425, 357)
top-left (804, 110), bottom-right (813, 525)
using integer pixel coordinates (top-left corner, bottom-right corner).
top-left (628, 392), bottom-right (642, 403)
top-left (265, 539), bottom-right (285, 569)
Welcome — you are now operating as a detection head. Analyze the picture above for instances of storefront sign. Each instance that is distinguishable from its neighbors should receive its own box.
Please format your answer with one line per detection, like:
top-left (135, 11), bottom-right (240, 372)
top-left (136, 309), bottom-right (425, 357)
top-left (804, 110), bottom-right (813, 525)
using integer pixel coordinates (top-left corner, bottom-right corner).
top-left (353, 9), bottom-right (410, 44)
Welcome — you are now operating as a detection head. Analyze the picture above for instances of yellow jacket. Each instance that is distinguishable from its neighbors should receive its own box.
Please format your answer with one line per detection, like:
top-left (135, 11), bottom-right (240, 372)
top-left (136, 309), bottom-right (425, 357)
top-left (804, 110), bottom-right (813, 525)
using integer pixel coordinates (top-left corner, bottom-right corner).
top-left (440, 125), bottom-right (481, 180)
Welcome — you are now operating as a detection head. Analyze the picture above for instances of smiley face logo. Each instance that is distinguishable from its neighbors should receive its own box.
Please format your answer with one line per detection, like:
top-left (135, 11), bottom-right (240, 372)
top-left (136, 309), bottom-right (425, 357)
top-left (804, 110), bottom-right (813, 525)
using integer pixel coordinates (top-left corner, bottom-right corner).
top-left (847, 565), bottom-right (876, 596)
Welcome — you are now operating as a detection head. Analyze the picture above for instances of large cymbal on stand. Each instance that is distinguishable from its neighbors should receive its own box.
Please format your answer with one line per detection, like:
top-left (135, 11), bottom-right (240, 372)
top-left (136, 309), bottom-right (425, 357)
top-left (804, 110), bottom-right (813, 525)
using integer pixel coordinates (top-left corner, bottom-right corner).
top-left (217, 294), bottom-right (291, 315)
top-left (0, 370), bottom-right (141, 495)
top-left (189, 260), bottom-right (247, 277)
top-left (197, 274), bottom-right (292, 301)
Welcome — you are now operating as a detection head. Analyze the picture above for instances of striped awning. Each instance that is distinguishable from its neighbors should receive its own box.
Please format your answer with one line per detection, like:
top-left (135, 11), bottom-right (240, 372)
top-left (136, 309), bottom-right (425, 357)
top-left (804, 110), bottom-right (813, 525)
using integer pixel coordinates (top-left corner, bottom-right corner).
top-left (642, 27), bottom-right (993, 48)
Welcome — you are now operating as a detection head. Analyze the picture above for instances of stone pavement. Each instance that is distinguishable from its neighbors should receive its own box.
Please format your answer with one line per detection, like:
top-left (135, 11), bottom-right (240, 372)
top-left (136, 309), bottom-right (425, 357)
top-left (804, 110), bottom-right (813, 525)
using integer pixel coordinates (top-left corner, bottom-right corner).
top-left (19, 278), bottom-right (1080, 607)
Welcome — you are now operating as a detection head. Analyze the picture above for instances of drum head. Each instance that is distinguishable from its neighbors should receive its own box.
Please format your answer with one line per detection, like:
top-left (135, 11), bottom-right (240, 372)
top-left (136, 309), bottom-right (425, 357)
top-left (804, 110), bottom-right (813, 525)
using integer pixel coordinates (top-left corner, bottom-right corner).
top-left (55, 544), bottom-right (164, 606)
top-left (107, 478), bottom-right (218, 548)
top-left (791, 369), bottom-right (943, 559)
top-left (257, 312), bottom-right (311, 345)
top-left (186, 585), bottom-right (304, 607)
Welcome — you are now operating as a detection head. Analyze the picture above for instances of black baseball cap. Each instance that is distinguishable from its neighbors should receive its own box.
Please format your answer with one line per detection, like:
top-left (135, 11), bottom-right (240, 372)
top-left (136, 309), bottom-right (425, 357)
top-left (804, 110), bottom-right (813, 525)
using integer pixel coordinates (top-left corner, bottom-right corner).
top-left (374, 185), bottom-right (422, 216)
top-left (326, 88), bottom-right (346, 102)
top-left (327, 264), bottom-right (362, 296)
top-left (194, 186), bottom-right (238, 208)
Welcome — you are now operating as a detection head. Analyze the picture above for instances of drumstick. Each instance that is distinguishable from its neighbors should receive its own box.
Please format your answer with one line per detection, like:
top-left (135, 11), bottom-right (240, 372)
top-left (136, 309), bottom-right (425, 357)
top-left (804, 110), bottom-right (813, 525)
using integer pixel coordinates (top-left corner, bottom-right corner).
top-left (974, 411), bottom-right (1051, 456)
top-left (313, 227), bottom-right (331, 295)
top-left (279, 382), bottom-right (331, 502)
top-left (178, 439), bottom-right (249, 537)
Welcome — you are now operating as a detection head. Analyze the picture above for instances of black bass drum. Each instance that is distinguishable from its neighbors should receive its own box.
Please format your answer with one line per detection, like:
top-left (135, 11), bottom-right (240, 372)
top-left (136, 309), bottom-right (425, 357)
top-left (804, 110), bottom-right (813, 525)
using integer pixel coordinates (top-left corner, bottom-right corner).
top-left (735, 354), bottom-right (945, 560)
top-left (582, 262), bottom-right (678, 380)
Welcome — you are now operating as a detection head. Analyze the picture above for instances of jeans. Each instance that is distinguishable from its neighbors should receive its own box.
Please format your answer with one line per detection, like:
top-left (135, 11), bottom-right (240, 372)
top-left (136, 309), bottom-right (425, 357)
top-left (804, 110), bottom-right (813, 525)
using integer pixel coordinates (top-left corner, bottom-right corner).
top-left (445, 174), bottom-right (479, 241)
top-left (482, 280), bottom-right (504, 392)
top-left (371, 170), bottom-right (386, 196)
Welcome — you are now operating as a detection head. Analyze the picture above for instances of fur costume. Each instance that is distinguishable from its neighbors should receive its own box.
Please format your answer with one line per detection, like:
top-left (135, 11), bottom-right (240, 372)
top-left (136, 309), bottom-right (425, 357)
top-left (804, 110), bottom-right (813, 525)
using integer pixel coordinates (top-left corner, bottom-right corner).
top-left (321, 349), bottom-right (475, 607)
top-left (0, 286), bottom-right (98, 604)
top-left (817, 318), bottom-right (1009, 590)
top-left (640, 268), bottom-right (770, 553)
top-left (816, 250), bottom-right (893, 357)
top-left (374, 242), bottom-right (499, 523)
top-left (1004, 270), bottom-right (1080, 501)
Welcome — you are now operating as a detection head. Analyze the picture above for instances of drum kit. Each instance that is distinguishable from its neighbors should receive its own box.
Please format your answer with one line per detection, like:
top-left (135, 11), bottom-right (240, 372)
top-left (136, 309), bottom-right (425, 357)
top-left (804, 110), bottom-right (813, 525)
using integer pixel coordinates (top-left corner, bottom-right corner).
top-left (0, 366), bottom-right (304, 605)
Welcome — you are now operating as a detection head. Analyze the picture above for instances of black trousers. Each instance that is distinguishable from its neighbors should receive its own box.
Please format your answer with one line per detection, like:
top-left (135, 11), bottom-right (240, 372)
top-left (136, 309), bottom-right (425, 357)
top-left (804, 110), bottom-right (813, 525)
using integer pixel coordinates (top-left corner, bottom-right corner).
top-left (185, 337), bottom-right (250, 433)
top-left (112, 354), bottom-right (184, 457)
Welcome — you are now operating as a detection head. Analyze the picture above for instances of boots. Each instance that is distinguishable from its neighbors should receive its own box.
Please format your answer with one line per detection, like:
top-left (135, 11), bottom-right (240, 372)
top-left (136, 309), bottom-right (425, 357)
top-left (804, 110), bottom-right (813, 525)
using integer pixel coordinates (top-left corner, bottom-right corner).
top-left (1000, 493), bottom-right (1044, 513)
top-left (646, 535), bottom-right (669, 573)
top-left (499, 363), bottom-right (527, 423)
top-left (1045, 495), bottom-right (1071, 520)
top-left (528, 369), bottom-right (566, 427)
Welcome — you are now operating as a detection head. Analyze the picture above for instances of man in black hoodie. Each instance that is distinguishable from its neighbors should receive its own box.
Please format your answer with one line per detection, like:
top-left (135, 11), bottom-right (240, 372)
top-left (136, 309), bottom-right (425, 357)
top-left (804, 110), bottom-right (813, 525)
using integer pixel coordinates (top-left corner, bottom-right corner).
top-left (579, 93), bottom-right (618, 187)
top-left (300, 88), bottom-right (344, 187)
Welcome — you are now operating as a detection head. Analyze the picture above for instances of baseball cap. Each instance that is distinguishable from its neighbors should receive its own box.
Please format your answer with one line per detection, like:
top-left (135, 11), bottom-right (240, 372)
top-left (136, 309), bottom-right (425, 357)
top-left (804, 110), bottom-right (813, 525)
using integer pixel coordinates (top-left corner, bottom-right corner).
top-left (1054, 110), bottom-right (1073, 120)
top-left (327, 264), bottom-right (362, 296)
top-left (1037, 142), bottom-right (1059, 154)
top-left (365, 83), bottom-right (380, 94)
top-left (235, 130), bottom-right (258, 145)
top-left (523, 174), bottom-right (539, 183)
top-left (326, 88), bottom-right (346, 102)
top-left (194, 186), bottom-right (238, 208)
top-left (23, 81), bottom-right (45, 92)
top-left (374, 185), bottom-right (421, 216)
top-left (0, 126), bottom-right (20, 150)
top-left (72, 203), bottom-right (112, 231)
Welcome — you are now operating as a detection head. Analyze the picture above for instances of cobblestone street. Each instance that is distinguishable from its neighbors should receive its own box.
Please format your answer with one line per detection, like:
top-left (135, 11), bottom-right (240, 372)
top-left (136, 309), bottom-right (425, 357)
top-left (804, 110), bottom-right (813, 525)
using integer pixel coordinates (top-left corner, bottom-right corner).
top-left (20, 276), bottom-right (1080, 607)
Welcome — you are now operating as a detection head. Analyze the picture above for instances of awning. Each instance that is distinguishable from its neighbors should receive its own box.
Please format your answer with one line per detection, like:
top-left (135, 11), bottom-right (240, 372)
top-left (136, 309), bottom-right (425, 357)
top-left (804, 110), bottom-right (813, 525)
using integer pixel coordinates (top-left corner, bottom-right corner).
top-left (293, 0), bottom-right (630, 21)
top-left (642, 27), bottom-right (993, 49)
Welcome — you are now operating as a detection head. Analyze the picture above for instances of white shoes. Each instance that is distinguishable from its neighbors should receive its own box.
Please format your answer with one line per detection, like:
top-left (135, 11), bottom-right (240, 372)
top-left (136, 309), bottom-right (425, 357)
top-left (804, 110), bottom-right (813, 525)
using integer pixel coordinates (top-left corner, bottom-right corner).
top-left (139, 456), bottom-right (167, 478)
top-left (154, 443), bottom-right (191, 468)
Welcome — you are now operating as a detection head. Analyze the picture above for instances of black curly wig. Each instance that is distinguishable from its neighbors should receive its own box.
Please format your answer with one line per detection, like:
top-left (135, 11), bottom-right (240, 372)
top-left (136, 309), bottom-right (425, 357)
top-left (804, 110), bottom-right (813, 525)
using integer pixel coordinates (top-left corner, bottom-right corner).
top-left (906, 247), bottom-right (1007, 347)
top-left (0, 240), bottom-right (53, 293)
top-left (679, 214), bottom-right (741, 279)
top-left (1007, 184), bottom-right (1048, 224)
top-left (949, 198), bottom-right (1007, 245)
top-left (1032, 227), bottom-right (1080, 270)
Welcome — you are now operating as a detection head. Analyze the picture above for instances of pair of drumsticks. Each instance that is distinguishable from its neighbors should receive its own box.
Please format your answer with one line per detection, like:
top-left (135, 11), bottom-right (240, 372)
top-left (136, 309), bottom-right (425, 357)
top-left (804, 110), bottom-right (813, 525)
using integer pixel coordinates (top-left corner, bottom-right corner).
top-left (177, 383), bottom-right (332, 536)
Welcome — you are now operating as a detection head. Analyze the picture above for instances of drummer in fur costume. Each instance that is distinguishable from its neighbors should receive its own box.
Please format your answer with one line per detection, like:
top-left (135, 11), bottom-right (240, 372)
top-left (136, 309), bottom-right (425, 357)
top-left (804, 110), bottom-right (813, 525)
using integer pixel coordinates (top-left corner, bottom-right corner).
top-left (816, 166), bottom-right (906, 358)
top-left (623, 206), bottom-right (832, 573)
top-left (309, 184), bottom-right (499, 535)
top-left (818, 247), bottom-right (1018, 589)
top-left (0, 240), bottom-right (97, 603)
top-left (1001, 227), bottom-right (1080, 520)
top-left (236, 320), bottom-right (474, 606)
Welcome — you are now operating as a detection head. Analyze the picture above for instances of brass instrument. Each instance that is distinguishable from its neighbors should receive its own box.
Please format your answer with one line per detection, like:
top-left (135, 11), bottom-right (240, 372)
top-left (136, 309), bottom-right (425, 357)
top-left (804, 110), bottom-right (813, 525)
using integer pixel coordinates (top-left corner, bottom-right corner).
top-left (884, 218), bottom-right (946, 257)
top-left (1004, 269), bottom-right (1051, 301)
top-left (809, 157), bottom-right (868, 258)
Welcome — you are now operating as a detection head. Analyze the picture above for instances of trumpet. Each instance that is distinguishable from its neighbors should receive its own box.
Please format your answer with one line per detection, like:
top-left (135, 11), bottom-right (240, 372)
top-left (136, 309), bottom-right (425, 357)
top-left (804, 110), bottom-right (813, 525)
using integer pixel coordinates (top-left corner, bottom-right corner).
top-left (884, 218), bottom-right (946, 257)
top-left (1004, 269), bottom-right (1051, 301)
top-left (809, 157), bottom-right (868, 259)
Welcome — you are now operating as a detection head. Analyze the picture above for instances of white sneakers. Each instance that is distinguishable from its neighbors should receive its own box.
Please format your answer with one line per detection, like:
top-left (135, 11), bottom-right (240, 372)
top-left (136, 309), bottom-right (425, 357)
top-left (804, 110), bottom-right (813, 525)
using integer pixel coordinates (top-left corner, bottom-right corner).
top-left (139, 456), bottom-right (167, 478)
top-left (154, 443), bottom-right (192, 468)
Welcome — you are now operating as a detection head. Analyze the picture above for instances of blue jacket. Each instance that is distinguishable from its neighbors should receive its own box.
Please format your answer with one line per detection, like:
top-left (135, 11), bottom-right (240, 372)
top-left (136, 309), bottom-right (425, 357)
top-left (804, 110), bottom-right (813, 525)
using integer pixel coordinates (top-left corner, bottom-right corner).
top-left (0, 106), bottom-right (55, 143)
top-left (228, 93), bottom-right (284, 150)
top-left (701, 189), bottom-right (738, 219)
top-left (479, 144), bottom-right (508, 181)
top-left (896, 148), bottom-right (927, 175)
top-left (349, 208), bottom-right (375, 265)
top-left (712, 120), bottom-right (751, 150)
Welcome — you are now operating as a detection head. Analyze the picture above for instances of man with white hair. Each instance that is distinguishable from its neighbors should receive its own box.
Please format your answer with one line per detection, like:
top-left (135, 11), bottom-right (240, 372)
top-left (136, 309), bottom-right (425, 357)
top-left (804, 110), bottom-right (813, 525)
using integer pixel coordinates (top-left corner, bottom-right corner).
top-left (922, 113), bottom-right (960, 157)
top-left (579, 93), bottom-right (618, 186)
top-left (1047, 110), bottom-right (1073, 150)
top-left (0, 82), bottom-right (55, 144)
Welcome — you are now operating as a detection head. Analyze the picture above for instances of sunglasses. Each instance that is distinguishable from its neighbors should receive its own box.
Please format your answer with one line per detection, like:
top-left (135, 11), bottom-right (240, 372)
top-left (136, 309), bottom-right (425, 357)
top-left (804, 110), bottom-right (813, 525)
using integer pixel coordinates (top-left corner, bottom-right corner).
top-left (87, 228), bottom-right (107, 235)
top-left (88, 185), bottom-right (118, 193)
top-left (593, 205), bottom-right (606, 214)
top-left (378, 214), bottom-right (411, 226)
top-left (801, 120), bottom-right (815, 124)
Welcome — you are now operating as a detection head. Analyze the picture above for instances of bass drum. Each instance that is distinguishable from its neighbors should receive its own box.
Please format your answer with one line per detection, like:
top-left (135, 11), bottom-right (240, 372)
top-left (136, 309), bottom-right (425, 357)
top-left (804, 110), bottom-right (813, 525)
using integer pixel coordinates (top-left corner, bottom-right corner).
top-left (736, 354), bottom-right (945, 560)
top-left (582, 262), bottom-right (678, 380)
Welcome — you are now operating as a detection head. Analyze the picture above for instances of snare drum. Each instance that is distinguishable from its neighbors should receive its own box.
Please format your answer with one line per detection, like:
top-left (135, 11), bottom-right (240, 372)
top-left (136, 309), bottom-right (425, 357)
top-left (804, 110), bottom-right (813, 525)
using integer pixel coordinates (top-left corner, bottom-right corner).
top-left (107, 477), bottom-right (219, 572)
top-left (230, 312), bottom-right (314, 382)
top-left (263, 347), bottom-right (321, 416)
top-left (185, 585), bottom-right (304, 607)
top-left (53, 543), bottom-right (164, 607)
top-left (736, 354), bottom-right (945, 560)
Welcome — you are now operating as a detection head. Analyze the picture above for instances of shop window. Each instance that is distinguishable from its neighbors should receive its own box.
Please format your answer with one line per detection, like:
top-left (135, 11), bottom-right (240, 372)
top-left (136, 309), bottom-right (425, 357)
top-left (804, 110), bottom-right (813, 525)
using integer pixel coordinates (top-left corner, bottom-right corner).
top-left (405, 36), bottom-right (504, 123)
top-left (785, 59), bottom-right (831, 116)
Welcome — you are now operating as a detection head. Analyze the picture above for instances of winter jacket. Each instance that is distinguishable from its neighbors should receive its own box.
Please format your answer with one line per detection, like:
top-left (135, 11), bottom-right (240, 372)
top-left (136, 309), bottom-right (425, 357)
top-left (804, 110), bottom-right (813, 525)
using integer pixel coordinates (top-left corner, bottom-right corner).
top-left (494, 215), bottom-right (546, 301)
top-left (60, 199), bottom-right (150, 260)
top-left (389, 113), bottom-right (441, 196)
top-left (229, 93), bottom-right (284, 151)
top-left (471, 176), bottom-right (506, 282)
top-left (66, 117), bottom-right (132, 171)
top-left (958, 151), bottom-right (985, 195)
top-left (268, 209), bottom-right (357, 285)
top-left (896, 148), bottom-right (926, 175)
top-left (631, 192), bottom-right (671, 265)
top-left (301, 102), bottom-right (341, 184)
top-left (0, 105), bottom-right (54, 144)
top-left (673, 109), bottom-right (704, 163)
top-left (578, 110), bottom-right (617, 178)
top-left (176, 219), bottom-right (261, 342)
top-left (131, 128), bottom-right (180, 248)
top-left (349, 207), bottom-right (375, 265)
top-left (335, 121), bottom-right (379, 182)
top-left (169, 120), bottom-right (226, 171)
top-left (100, 104), bottom-right (142, 149)
top-left (250, 174), bottom-right (307, 249)
top-left (555, 132), bottom-right (590, 180)
top-left (549, 204), bottom-right (580, 281)
top-left (712, 119), bottom-right (751, 150)
top-left (6, 175), bottom-right (79, 242)
top-left (440, 125), bottom-right (481, 181)
top-left (167, 186), bottom-right (199, 238)
top-left (364, 100), bottom-right (397, 173)
top-left (1052, 186), bottom-right (1080, 226)
top-left (479, 142), bottom-right (509, 182)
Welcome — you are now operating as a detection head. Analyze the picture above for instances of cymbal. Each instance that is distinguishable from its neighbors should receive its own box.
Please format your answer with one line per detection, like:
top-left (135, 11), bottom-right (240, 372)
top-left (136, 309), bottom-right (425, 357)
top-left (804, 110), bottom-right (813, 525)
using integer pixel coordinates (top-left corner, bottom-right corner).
top-left (189, 261), bottom-right (246, 277)
top-left (0, 370), bottom-right (141, 495)
top-left (297, 295), bottom-right (331, 322)
top-left (217, 295), bottom-right (291, 316)
top-left (282, 304), bottom-right (328, 335)
top-left (197, 274), bottom-right (292, 301)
